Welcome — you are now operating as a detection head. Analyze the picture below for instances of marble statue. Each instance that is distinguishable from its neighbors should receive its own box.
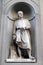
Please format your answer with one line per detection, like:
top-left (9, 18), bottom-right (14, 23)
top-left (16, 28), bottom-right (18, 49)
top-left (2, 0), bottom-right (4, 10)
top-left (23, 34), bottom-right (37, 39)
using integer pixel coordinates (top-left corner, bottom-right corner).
top-left (12, 11), bottom-right (34, 59)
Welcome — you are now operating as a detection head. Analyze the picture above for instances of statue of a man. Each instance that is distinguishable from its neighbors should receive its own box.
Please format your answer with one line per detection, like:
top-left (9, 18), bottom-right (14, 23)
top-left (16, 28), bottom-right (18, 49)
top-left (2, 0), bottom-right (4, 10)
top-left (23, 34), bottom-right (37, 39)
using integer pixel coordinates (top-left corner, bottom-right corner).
top-left (13, 11), bottom-right (34, 59)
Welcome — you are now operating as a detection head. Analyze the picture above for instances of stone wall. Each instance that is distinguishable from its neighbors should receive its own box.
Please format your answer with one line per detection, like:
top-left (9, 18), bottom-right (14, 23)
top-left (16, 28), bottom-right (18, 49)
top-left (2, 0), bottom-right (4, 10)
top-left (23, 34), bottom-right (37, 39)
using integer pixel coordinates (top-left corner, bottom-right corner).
top-left (0, 0), bottom-right (43, 65)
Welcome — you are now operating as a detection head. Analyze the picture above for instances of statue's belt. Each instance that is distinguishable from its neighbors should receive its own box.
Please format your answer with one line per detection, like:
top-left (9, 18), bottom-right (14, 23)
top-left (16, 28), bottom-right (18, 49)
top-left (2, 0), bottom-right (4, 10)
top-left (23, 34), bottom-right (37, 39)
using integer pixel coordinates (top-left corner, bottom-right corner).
top-left (16, 28), bottom-right (30, 31)
top-left (12, 28), bottom-right (30, 35)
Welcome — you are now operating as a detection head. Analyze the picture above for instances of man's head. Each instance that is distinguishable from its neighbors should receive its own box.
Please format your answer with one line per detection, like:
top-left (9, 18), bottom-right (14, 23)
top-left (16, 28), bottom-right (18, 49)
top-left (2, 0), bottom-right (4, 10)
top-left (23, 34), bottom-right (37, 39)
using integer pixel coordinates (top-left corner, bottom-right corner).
top-left (17, 11), bottom-right (23, 18)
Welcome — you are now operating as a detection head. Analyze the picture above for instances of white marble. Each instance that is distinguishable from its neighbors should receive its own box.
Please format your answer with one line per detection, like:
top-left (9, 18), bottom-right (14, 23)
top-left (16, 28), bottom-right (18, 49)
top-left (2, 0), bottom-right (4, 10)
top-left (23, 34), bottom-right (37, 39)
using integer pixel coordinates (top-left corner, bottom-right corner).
top-left (6, 58), bottom-right (36, 62)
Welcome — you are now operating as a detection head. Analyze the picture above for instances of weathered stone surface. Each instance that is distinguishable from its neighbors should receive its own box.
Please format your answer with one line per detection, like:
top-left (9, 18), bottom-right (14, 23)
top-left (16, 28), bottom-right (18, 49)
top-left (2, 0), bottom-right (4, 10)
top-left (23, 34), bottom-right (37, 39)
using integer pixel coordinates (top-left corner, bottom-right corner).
top-left (0, 0), bottom-right (43, 65)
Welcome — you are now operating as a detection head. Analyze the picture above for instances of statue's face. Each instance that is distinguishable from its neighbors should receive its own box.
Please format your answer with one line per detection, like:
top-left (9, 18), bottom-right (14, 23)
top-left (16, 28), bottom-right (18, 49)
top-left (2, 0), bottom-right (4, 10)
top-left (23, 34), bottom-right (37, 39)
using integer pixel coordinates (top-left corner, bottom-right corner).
top-left (18, 11), bottom-right (23, 18)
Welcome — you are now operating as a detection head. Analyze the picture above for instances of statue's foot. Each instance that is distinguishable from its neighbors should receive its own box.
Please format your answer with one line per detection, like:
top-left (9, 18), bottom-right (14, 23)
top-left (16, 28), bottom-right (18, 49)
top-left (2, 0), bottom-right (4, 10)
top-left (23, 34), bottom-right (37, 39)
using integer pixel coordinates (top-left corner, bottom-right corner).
top-left (18, 57), bottom-right (23, 59)
top-left (29, 56), bottom-right (35, 60)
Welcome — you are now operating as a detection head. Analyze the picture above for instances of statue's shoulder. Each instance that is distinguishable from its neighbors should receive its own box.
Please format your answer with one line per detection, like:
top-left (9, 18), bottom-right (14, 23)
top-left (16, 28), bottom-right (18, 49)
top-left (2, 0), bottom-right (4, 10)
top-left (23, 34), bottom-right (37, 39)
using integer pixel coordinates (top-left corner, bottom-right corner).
top-left (23, 18), bottom-right (29, 21)
top-left (24, 19), bottom-right (31, 25)
top-left (23, 19), bottom-right (29, 22)
top-left (14, 18), bottom-right (19, 23)
top-left (15, 18), bottom-right (29, 23)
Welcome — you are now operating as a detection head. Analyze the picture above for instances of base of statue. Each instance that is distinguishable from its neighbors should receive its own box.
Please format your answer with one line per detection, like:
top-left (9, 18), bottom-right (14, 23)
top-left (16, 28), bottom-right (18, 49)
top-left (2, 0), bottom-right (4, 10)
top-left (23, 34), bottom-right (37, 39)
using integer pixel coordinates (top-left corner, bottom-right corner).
top-left (6, 58), bottom-right (36, 62)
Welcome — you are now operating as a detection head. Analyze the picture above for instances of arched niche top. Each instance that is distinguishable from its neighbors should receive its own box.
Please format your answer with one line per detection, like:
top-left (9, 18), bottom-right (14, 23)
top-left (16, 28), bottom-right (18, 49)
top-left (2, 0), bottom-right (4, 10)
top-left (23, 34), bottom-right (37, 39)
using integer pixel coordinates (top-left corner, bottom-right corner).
top-left (7, 2), bottom-right (35, 20)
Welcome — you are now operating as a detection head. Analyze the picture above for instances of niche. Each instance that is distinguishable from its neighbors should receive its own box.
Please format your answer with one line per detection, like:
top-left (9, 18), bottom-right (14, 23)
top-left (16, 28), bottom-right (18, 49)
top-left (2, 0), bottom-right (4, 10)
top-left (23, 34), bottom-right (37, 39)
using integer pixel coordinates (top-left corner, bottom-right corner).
top-left (6, 2), bottom-right (36, 62)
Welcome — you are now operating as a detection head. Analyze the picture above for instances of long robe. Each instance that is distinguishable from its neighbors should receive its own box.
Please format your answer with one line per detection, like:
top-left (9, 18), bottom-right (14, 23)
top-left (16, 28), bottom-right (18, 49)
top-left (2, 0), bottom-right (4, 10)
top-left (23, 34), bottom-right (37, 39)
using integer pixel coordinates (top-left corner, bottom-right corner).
top-left (13, 18), bottom-right (31, 49)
